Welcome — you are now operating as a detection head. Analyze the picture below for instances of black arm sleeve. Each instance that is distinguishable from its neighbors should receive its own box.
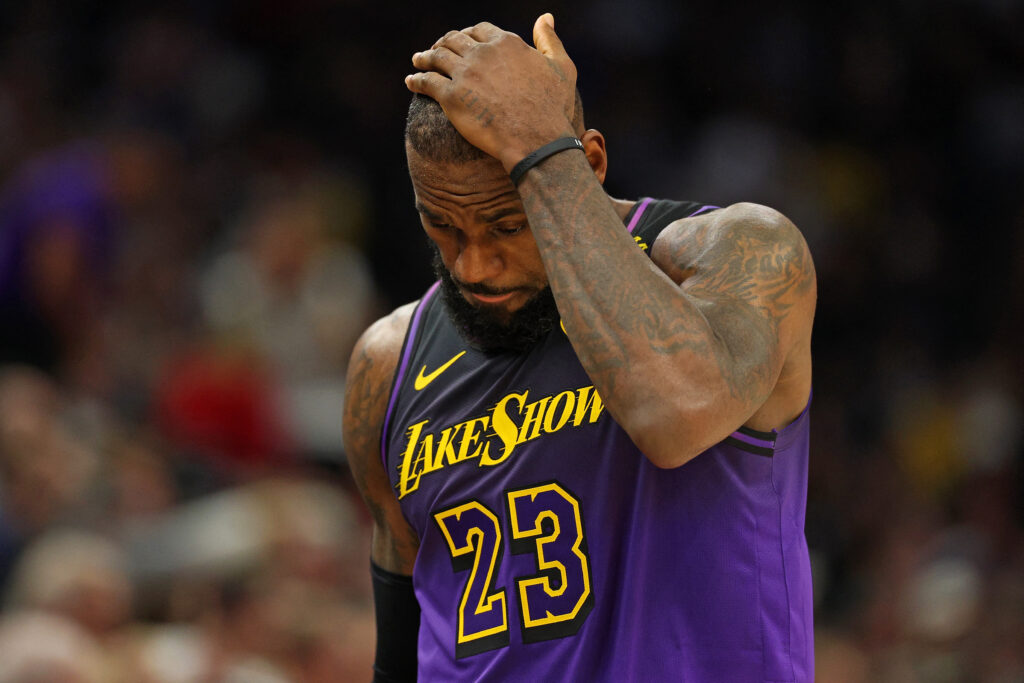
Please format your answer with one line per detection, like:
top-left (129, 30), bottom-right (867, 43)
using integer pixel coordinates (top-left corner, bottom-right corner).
top-left (370, 560), bottom-right (420, 683)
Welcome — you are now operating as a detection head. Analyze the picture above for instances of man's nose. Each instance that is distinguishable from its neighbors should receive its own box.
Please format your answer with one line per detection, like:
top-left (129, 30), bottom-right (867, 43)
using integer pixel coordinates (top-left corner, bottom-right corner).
top-left (453, 240), bottom-right (502, 285)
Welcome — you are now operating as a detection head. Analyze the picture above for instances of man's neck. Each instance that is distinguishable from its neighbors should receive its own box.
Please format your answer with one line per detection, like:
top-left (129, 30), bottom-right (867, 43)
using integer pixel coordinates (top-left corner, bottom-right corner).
top-left (610, 197), bottom-right (638, 224)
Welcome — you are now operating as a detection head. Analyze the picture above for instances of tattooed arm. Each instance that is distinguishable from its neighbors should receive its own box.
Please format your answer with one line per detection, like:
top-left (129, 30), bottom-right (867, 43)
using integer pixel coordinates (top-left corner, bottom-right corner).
top-left (343, 304), bottom-right (419, 573)
top-left (346, 307), bottom-right (421, 679)
top-left (519, 164), bottom-right (816, 466)
top-left (406, 16), bottom-right (816, 467)
top-left (344, 304), bottom-right (422, 680)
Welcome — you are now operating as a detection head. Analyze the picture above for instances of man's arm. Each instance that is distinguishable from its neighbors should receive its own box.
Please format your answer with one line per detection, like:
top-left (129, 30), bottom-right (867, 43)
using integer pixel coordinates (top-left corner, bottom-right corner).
top-left (344, 303), bottom-right (419, 572)
top-left (405, 16), bottom-right (816, 468)
top-left (518, 177), bottom-right (815, 466)
top-left (343, 304), bottom-right (420, 680)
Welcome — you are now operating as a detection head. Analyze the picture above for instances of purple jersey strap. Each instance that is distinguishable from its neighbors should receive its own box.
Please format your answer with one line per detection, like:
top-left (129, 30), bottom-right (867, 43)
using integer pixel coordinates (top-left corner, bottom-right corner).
top-left (626, 197), bottom-right (653, 234)
top-left (380, 281), bottom-right (440, 466)
top-left (629, 198), bottom-right (719, 236)
top-left (688, 204), bottom-right (719, 217)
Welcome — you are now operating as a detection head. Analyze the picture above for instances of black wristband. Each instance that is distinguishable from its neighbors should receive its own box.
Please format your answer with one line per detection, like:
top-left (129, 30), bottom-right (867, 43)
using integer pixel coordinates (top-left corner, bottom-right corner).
top-left (371, 561), bottom-right (419, 683)
top-left (509, 137), bottom-right (585, 186)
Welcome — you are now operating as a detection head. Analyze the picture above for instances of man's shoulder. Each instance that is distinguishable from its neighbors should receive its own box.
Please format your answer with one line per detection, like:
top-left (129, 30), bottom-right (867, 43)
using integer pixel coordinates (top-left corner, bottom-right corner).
top-left (652, 202), bottom-right (813, 282)
top-left (345, 301), bottom-right (419, 426)
top-left (658, 202), bottom-right (801, 242)
top-left (353, 301), bottom-right (419, 371)
top-left (343, 301), bottom-right (419, 467)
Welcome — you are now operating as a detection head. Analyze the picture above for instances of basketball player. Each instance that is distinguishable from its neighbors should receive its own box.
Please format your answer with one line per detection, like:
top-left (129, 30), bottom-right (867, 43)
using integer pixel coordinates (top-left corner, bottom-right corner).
top-left (343, 14), bottom-right (816, 682)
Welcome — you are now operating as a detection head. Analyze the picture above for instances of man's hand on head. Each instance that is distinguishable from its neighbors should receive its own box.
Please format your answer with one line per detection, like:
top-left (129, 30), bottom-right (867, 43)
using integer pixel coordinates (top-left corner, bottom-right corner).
top-left (405, 14), bottom-right (578, 171)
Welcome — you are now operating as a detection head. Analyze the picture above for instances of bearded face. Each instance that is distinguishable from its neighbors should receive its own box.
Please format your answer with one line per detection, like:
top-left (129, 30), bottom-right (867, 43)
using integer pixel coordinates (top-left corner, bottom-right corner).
top-left (431, 246), bottom-right (559, 354)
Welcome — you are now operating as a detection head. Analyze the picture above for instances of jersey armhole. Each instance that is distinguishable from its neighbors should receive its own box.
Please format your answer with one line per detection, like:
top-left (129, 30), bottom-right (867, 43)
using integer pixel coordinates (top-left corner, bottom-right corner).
top-left (379, 281), bottom-right (441, 467)
top-left (630, 199), bottom-right (722, 257)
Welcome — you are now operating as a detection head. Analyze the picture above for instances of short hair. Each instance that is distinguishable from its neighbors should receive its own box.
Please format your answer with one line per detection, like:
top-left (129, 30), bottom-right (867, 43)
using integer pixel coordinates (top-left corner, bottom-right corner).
top-left (405, 90), bottom-right (585, 164)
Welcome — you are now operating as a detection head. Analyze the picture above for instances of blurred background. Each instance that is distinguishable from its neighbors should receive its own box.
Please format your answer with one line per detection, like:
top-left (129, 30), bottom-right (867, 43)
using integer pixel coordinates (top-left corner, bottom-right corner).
top-left (0, 0), bottom-right (1021, 681)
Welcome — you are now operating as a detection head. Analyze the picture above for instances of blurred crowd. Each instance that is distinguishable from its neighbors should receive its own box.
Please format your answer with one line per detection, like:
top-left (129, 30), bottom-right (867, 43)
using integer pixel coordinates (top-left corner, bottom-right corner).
top-left (0, 1), bottom-right (1022, 681)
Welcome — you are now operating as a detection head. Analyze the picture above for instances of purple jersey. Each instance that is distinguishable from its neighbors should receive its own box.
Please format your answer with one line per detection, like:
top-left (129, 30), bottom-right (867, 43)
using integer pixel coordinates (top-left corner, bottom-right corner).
top-left (382, 199), bottom-right (814, 681)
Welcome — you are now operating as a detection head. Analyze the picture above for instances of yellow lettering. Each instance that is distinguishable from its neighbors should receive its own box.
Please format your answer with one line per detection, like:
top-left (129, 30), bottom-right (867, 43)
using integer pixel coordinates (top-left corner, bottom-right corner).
top-left (456, 416), bottom-right (490, 463)
top-left (429, 424), bottom-right (460, 470)
top-left (397, 419), bottom-right (431, 498)
top-left (398, 385), bottom-right (606, 498)
top-left (543, 390), bottom-right (576, 434)
top-left (573, 386), bottom-right (605, 426)
top-left (518, 396), bottom-right (551, 444)
top-left (482, 392), bottom-right (526, 466)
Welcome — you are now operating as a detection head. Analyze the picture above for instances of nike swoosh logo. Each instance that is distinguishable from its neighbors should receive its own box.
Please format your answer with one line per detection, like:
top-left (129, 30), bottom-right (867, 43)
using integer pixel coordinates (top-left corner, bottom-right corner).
top-left (414, 351), bottom-right (466, 391)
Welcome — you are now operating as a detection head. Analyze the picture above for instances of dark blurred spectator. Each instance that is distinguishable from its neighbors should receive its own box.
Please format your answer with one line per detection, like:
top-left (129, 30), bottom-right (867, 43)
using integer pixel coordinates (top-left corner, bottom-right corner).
top-left (0, 366), bottom-right (100, 585)
top-left (153, 348), bottom-right (294, 474)
top-left (0, 144), bottom-right (115, 378)
top-left (3, 528), bottom-right (132, 637)
top-left (0, 610), bottom-right (107, 683)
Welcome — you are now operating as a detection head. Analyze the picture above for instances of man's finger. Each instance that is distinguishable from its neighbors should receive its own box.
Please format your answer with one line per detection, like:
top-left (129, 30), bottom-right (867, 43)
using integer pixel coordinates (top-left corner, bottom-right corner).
top-left (430, 30), bottom-right (459, 49)
top-left (464, 22), bottom-right (503, 42)
top-left (431, 29), bottom-right (477, 55)
top-left (532, 13), bottom-right (564, 58)
top-left (411, 47), bottom-right (461, 76)
top-left (404, 70), bottom-right (452, 98)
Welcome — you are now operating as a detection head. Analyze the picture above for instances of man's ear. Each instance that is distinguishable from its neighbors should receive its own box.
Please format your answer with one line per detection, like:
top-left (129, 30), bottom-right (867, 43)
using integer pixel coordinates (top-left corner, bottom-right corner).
top-left (581, 129), bottom-right (608, 184)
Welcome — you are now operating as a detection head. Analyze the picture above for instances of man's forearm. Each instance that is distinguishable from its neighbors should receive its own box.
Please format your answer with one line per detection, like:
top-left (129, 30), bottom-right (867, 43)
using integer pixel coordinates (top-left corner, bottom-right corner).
top-left (515, 150), bottom-right (751, 463)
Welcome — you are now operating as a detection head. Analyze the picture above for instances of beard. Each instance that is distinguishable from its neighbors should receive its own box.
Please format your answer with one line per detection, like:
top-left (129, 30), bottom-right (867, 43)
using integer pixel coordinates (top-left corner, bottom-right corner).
top-left (431, 247), bottom-right (560, 354)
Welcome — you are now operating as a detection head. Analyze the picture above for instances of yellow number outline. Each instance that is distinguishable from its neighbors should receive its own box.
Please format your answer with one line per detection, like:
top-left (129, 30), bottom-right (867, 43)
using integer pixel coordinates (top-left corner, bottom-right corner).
top-left (434, 501), bottom-right (508, 648)
top-left (507, 483), bottom-right (592, 629)
top-left (433, 482), bottom-right (593, 658)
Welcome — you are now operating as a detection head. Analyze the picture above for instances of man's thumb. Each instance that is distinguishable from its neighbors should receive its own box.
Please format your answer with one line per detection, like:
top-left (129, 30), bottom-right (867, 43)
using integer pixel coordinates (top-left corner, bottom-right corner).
top-left (532, 13), bottom-right (562, 56)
